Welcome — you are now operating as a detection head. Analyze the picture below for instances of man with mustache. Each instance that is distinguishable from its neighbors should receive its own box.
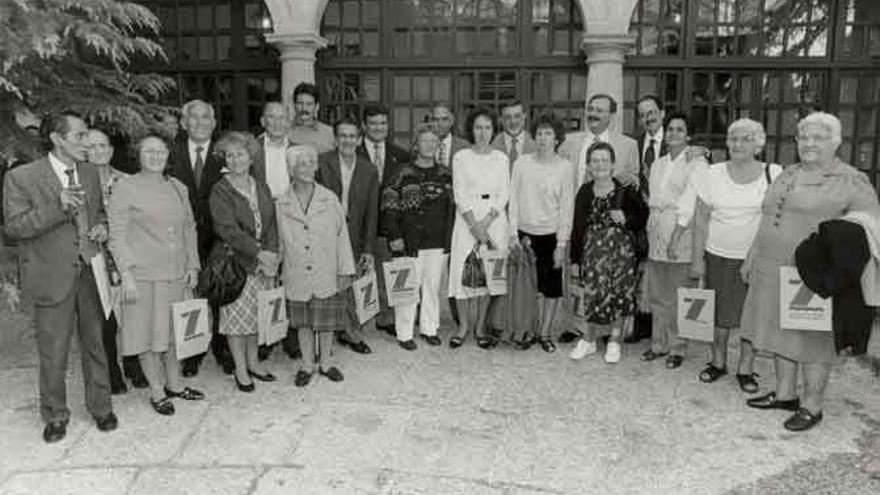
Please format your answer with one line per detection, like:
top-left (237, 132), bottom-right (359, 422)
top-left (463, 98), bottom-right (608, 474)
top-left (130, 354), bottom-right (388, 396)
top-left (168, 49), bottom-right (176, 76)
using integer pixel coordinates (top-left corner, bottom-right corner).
top-left (557, 93), bottom-right (639, 345)
top-left (289, 83), bottom-right (336, 154)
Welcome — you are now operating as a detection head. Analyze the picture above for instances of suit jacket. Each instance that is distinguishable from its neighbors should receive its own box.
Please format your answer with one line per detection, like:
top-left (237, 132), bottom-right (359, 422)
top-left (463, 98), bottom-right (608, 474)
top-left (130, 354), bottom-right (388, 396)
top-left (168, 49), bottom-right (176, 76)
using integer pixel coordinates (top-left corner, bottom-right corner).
top-left (3, 157), bottom-right (106, 305)
top-left (438, 135), bottom-right (470, 171)
top-left (558, 130), bottom-right (640, 186)
top-left (316, 152), bottom-right (379, 259)
top-left (166, 135), bottom-right (225, 262)
top-left (208, 176), bottom-right (278, 274)
top-left (492, 132), bottom-right (537, 169)
top-left (356, 139), bottom-right (411, 191)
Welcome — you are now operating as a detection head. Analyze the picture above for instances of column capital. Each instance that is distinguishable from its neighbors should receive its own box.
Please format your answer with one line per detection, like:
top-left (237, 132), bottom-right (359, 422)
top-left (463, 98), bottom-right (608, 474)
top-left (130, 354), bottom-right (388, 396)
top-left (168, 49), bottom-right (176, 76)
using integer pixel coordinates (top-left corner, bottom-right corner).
top-left (579, 34), bottom-right (635, 64)
top-left (266, 32), bottom-right (328, 61)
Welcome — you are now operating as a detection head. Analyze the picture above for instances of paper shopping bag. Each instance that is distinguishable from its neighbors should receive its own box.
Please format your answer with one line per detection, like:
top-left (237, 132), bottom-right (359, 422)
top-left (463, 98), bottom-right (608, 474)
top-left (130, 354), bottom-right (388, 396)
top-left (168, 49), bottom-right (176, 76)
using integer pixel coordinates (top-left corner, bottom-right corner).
top-left (258, 286), bottom-right (288, 346)
top-left (482, 250), bottom-right (508, 295)
top-left (383, 257), bottom-right (421, 307)
top-left (90, 252), bottom-right (113, 320)
top-left (677, 287), bottom-right (715, 342)
top-left (779, 266), bottom-right (832, 331)
top-left (352, 270), bottom-right (380, 324)
top-left (568, 282), bottom-right (588, 323)
top-left (171, 297), bottom-right (211, 360)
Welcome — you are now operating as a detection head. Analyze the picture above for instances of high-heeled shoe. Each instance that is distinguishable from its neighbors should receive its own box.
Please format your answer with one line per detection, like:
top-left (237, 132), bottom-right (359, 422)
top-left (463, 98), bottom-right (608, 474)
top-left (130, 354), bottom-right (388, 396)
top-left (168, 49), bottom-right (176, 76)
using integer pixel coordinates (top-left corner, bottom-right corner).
top-left (234, 375), bottom-right (254, 393)
top-left (248, 369), bottom-right (277, 382)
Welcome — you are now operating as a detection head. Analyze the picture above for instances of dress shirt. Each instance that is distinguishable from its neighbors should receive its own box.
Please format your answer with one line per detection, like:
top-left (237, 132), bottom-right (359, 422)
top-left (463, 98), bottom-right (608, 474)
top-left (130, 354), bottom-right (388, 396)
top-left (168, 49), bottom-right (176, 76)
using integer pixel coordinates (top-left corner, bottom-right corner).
top-left (289, 121), bottom-right (335, 153)
top-left (339, 154), bottom-right (356, 212)
top-left (642, 128), bottom-right (663, 163)
top-left (437, 134), bottom-right (452, 169)
top-left (187, 139), bottom-right (210, 171)
top-left (576, 129), bottom-right (611, 186)
top-left (49, 152), bottom-right (78, 185)
top-left (365, 138), bottom-right (386, 181)
top-left (503, 131), bottom-right (526, 160)
top-left (263, 136), bottom-right (290, 198)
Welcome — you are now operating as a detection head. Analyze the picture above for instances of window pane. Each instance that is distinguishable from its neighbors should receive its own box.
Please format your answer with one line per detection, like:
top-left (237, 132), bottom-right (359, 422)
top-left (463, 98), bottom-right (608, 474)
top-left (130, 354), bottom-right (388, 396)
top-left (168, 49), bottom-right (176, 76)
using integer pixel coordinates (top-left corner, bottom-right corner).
top-left (216, 3), bottom-right (231, 30)
top-left (197, 5), bottom-right (213, 31)
top-left (216, 35), bottom-right (231, 61)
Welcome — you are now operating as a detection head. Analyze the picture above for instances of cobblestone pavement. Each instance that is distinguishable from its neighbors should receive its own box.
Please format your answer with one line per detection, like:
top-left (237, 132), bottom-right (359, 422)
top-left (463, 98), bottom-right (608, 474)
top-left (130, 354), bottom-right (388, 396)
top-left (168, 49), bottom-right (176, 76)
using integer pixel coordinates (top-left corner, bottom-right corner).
top-left (0, 307), bottom-right (878, 495)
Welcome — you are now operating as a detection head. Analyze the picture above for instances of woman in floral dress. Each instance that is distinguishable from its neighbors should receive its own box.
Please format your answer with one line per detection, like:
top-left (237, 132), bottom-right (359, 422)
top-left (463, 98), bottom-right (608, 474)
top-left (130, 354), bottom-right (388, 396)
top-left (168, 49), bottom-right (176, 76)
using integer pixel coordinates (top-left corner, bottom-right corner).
top-left (569, 142), bottom-right (648, 363)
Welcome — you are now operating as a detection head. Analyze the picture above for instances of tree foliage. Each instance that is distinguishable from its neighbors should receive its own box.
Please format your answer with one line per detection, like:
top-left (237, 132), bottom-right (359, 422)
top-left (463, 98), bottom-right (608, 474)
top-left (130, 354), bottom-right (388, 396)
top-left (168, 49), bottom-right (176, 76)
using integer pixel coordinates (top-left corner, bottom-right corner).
top-left (0, 0), bottom-right (176, 163)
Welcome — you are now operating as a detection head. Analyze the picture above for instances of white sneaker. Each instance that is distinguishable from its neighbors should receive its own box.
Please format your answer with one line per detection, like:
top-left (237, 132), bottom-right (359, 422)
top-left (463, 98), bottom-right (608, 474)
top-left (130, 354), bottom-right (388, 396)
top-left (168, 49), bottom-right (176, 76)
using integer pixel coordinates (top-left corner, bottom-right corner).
top-left (569, 339), bottom-right (597, 360)
top-left (604, 342), bottom-right (622, 363)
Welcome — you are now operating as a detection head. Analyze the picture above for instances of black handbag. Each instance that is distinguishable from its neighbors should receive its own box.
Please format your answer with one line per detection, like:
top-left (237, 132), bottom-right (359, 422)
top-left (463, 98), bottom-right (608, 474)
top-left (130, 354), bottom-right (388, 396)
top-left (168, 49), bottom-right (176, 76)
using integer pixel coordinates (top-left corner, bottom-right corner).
top-left (462, 243), bottom-right (487, 289)
top-left (196, 243), bottom-right (247, 306)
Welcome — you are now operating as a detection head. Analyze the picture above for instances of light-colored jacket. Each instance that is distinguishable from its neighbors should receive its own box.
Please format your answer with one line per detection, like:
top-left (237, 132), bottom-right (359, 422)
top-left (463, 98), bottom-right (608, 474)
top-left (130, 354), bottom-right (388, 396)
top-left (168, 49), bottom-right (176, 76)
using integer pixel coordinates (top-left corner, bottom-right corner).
top-left (558, 130), bottom-right (639, 187)
top-left (277, 184), bottom-right (356, 301)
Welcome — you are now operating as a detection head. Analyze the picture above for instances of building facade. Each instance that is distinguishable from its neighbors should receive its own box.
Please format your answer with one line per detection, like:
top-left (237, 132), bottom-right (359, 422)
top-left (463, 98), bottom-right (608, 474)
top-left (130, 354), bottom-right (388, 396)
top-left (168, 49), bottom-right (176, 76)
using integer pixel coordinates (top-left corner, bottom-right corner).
top-left (143, 0), bottom-right (880, 185)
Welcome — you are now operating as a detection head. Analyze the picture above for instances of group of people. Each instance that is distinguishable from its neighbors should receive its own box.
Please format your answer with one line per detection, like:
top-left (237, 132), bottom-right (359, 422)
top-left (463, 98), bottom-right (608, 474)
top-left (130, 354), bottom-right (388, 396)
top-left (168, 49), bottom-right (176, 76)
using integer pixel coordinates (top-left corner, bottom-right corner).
top-left (4, 80), bottom-right (877, 444)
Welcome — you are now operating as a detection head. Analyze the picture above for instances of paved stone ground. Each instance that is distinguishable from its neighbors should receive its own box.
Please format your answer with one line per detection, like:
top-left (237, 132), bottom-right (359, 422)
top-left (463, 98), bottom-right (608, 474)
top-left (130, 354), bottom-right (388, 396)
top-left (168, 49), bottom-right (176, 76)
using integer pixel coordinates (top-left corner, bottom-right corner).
top-left (1, 305), bottom-right (879, 495)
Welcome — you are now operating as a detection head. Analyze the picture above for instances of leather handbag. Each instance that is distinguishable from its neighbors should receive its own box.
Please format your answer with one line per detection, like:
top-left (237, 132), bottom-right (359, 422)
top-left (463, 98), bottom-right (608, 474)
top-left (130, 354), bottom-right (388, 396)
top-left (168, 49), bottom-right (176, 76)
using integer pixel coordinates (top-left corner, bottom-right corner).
top-left (196, 243), bottom-right (247, 306)
top-left (461, 243), bottom-right (487, 289)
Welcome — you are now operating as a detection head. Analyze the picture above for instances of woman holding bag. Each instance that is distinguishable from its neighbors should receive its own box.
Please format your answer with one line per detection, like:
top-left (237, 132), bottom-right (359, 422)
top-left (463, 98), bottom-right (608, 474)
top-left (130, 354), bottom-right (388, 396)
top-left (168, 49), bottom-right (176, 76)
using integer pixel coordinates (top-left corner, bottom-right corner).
top-left (109, 135), bottom-right (204, 416)
top-left (208, 132), bottom-right (279, 393)
top-left (447, 107), bottom-right (512, 349)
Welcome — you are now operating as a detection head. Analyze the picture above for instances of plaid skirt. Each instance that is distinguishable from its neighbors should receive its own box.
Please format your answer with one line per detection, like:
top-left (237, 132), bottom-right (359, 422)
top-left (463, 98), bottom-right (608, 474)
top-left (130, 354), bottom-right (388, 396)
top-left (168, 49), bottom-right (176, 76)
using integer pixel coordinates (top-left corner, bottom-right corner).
top-left (287, 294), bottom-right (346, 333)
top-left (219, 273), bottom-right (275, 336)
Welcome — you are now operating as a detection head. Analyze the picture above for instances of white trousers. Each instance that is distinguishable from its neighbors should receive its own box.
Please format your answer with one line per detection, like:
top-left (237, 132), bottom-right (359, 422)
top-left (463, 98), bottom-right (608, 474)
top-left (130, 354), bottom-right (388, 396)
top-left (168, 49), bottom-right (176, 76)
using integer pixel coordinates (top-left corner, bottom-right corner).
top-left (395, 249), bottom-right (446, 341)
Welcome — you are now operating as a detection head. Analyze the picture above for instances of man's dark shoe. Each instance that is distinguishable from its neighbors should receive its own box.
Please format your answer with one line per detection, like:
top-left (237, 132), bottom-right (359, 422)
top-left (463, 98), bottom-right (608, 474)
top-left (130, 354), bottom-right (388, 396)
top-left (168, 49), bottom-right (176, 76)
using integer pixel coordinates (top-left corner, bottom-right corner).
top-left (783, 408), bottom-right (823, 431)
top-left (319, 366), bottom-right (345, 382)
top-left (419, 334), bottom-right (442, 346)
top-left (340, 339), bottom-right (372, 354)
top-left (377, 323), bottom-right (396, 337)
top-left (42, 421), bottom-right (67, 443)
top-left (294, 370), bottom-right (312, 387)
top-left (164, 386), bottom-right (205, 401)
top-left (181, 360), bottom-right (200, 378)
top-left (95, 412), bottom-right (118, 432)
top-left (398, 339), bottom-right (418, 351)
top-left (257, 344), bottom-right (273, 362)
top-left (746, 392), bottom-right (801, 411)
top-left (557, 330), bottom-right (581, 344)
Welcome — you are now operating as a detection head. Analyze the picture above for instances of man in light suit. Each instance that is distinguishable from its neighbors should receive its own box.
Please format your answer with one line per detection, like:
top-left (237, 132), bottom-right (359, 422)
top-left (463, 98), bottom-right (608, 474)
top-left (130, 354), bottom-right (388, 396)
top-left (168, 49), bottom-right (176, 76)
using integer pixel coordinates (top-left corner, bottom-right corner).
top-left (356, 104), bottom-right (411, 335)
top-left (492, 100), bottom-right (536, 168)
top-left (3, 111), bottom-right (118, 443)
top-left (557, 94), bottom-right (640, 345)
top-left (317, 118), bottom-right (379, 355)
top-left (166, 99), bottom-right (232, 377)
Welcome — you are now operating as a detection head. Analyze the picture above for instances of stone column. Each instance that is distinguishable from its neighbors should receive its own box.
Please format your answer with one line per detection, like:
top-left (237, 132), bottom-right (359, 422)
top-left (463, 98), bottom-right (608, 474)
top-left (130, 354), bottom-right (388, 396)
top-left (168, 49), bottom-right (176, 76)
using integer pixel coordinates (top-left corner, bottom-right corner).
top-left (580, 34), bottom-right (634, 133)
top-left (266, 32), bottom-right (327, 110)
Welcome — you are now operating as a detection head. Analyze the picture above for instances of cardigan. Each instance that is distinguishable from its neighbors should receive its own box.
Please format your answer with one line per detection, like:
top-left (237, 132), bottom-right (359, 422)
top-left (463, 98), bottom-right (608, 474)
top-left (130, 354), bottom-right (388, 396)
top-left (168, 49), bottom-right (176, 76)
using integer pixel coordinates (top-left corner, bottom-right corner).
top-left (208, 176), bottom-right (278, 274)
top-left (570, 179), bottom-right (649, 264)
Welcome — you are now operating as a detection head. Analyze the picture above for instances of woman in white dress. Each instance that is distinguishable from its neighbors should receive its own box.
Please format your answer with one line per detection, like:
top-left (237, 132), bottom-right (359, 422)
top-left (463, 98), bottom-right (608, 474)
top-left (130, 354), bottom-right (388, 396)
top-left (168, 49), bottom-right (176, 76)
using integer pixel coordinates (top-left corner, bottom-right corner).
top-left (447, 108), bottom-right (512, 349)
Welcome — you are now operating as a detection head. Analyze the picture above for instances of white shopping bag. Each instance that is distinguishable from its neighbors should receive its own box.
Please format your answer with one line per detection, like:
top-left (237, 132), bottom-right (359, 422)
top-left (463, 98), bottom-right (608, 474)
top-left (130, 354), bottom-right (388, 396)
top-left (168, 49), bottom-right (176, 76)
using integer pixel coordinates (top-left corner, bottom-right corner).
top-left (352, 270), bottom-right (380, 324)
top-left (258, 286), bottom-right (288, 346)
top-left (90, 252), bottom-right (113, 320)
top-left (677, 287), bottom-right (715, 342)
top-left (383, 257), bottom-right (421, 307)
top-left (171, 297), bottom-right (211, 360)
top-left (779, 266), bottom-right (832, 332)
top-left (482, 250), bottom-right (508, 295)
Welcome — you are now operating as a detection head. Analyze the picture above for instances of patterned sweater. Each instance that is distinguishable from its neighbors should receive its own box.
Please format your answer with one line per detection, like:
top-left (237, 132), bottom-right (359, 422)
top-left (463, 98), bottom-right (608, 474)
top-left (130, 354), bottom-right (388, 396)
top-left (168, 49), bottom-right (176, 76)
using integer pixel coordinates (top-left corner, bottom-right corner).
top-left (381, 163), bottom-right (455, 255)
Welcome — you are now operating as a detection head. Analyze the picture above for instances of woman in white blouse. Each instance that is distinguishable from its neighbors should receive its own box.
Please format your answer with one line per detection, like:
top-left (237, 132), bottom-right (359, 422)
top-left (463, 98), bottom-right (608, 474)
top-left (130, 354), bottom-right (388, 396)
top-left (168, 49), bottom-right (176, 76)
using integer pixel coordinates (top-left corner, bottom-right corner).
top-left (508, 115), bottom-right (574, 352)
top-left (641, 112), bottom-right (709, 369)
top-left (447, 108), bottom-right (512, 349)
top-left (669, 119), bottom-right (781, 392)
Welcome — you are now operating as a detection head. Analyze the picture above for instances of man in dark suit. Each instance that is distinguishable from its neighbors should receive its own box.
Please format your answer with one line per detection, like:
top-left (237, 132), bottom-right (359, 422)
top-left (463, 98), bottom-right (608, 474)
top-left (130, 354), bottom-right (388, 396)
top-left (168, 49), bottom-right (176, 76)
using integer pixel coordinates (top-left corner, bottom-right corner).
top-left (492, 100), bottom-right (537, 168)
top-left (357, 104), bottom-right (411, 334)
top-left (3, 111), bottom-right (118, 443)
top-left (316, 118), bottom-right (379, 355)
top-left (166, 99), bottom-right (232, 376)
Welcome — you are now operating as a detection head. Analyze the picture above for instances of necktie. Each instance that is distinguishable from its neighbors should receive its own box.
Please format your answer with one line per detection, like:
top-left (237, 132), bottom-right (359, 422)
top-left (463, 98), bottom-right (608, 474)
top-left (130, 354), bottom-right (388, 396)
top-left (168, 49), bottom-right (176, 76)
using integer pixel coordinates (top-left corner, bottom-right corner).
top-left (509, 136), bottom-right (519, 166)
top-left (64, 168), bottom-right (89, 260)
top-left (194, 145), bottom-right (205, 187)
top-left (373, 141), bottom-right (384, 182)
top-left (641, 139), bottom-right (656, 196)
top-left (437, 141), bottom-right (447, 169)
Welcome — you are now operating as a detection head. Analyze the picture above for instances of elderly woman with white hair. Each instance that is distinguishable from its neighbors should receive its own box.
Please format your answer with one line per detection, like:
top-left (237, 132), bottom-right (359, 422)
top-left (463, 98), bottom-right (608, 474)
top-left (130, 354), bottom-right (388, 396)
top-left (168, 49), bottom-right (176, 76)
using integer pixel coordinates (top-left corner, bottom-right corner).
top-left (669, 119), bottom-right (782, 392)
top-left (739, 112), bottom-right (879, 431)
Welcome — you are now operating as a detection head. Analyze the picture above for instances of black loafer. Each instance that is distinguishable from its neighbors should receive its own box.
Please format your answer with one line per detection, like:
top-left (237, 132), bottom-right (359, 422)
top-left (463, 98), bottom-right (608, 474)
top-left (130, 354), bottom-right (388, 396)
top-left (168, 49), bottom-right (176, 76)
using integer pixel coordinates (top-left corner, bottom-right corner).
top-left (342, 340), bottom-right (372, 354)
top-left (448, 336), bottom-right (463, 349)
top-left (665, 355), bottom-right (684, 369)
top-left (398, 339), bottom-right (418, 351)
top-left (150, 397), bottom-right (175, 416)
top-left (557, 330), bottom-right (581, 344)
top-left (234, 375), bottom-right (255, 393)
top-left (42, 421), bottom-right (67, 443)
top-left (294, 370), bottom-right (312, 387)
top-left (95, 412), bottom-right (118, 432)
top-left (419, 334), bottom-right (442, 346)
top-left (248, 369), bottom-right (277, 382)
top-left (641, 349), bottom-right (668, 362)
top-left (319, 366), bottom-right (344, 382)
top-left (746, 392), bottom-right (801, 411)
top-left (164, 386), bottom-right (205, 401)
top-left (784, 408), bottom-right (823, 431)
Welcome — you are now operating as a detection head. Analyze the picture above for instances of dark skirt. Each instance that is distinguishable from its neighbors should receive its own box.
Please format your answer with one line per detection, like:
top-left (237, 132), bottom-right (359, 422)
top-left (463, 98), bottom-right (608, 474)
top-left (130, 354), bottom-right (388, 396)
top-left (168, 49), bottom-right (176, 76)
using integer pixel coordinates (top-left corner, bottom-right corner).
top-left (287, 294), bottom-right (346, 333)
top-left (704, 251), bottom-right (747, 329)
top-left (518, 231), bottom-right (563, 298)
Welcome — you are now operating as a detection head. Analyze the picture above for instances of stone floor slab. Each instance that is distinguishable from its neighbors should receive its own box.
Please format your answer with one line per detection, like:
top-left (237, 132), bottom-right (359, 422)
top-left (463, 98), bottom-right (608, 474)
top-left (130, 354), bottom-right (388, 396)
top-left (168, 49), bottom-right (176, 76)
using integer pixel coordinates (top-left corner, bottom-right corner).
top-left (0, 468), bottom-right (136, 495)
top-left (127, 467), bottom-right (259, 495)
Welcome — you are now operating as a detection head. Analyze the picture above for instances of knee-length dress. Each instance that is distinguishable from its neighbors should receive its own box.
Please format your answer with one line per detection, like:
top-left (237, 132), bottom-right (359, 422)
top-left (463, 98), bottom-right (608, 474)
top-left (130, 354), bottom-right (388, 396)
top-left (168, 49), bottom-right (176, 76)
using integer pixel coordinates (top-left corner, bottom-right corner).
top-left (448, 148), bottom-right (510, 299)
top-left (739, 161), bottom-right (879, 363)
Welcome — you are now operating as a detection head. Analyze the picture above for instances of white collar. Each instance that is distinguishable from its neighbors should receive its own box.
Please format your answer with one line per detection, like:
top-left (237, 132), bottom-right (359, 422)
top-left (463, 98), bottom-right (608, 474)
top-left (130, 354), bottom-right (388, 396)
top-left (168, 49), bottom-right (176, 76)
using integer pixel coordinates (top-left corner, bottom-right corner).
top-left (587, 129), bottom-right (610, 142)
top-left (645, 128), bottom-right (663, 143)
top-left (188, 139), bottom-right (210, 154)
top-left (48, 152), bottom-right (75, 178)
top-left (264, 135), bottom-right (288, 148)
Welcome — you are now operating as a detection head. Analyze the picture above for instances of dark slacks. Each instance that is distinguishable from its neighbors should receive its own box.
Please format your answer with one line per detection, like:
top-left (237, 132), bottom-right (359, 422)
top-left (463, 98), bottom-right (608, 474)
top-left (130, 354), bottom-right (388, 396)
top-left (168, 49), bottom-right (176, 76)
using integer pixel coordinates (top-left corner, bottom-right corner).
top-left (34, 267), bottom-right (112, 424)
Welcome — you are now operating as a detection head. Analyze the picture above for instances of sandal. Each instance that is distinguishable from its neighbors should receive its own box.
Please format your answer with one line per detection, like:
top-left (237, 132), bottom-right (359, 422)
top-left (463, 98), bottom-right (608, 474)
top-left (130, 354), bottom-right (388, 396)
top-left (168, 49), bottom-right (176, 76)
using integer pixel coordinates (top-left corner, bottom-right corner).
top-left (665, 355), bottom-right (684, 369)
top-left (698, 363), bottom-right (728, 383)
top-left (736, 373), bottom-right (760, 394)
top-left (641, 349), bottom-right (668, 362)
top-left (164, 386), bottom-right (205, 401)
top-left (448, 336), bottom-right (464, 349)
top-left (539, 339), bottom-right (556, 353)
top-left (150, 396), bottom-right (175, 416)
top-left (476, 337), bottom-right (497, 349)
